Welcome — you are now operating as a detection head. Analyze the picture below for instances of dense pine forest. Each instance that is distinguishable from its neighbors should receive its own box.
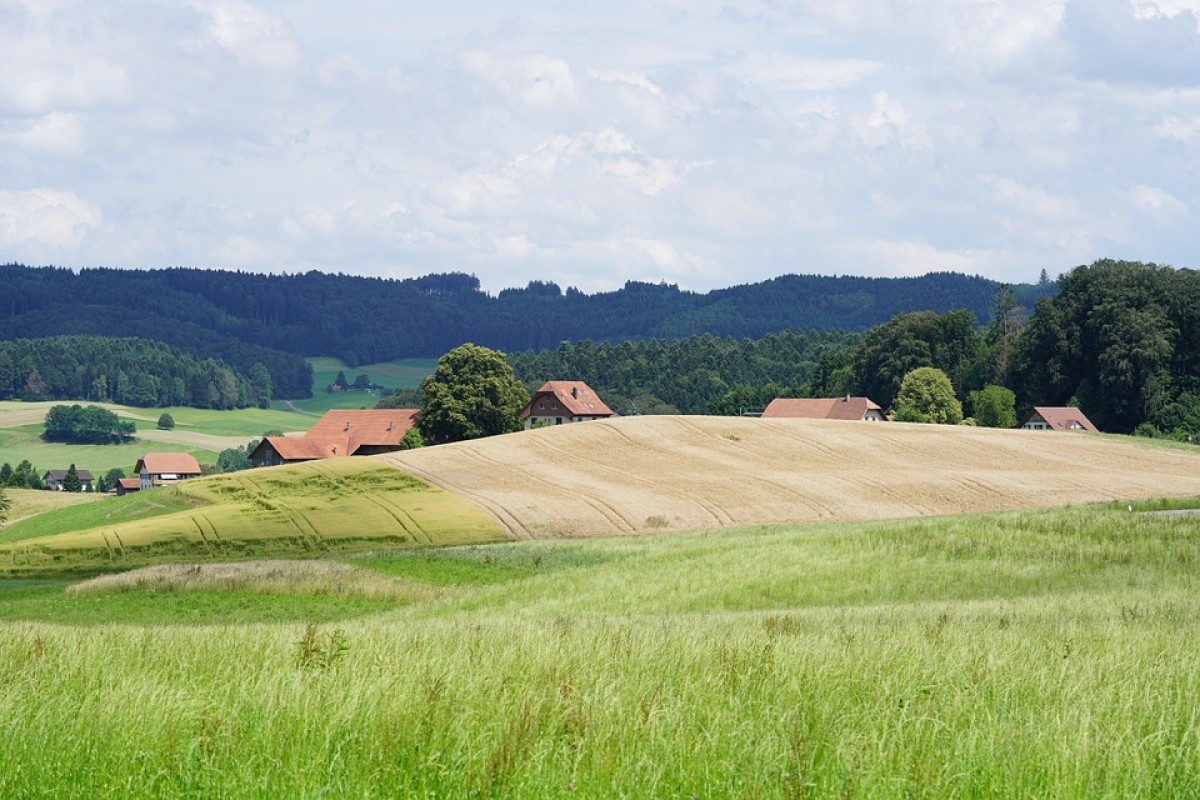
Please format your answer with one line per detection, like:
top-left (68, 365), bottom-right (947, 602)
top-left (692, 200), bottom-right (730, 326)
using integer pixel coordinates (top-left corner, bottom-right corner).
top-left (0, 337), bottom-right (272, 409)
top-left (0, 264), bottom-right (1050, 366)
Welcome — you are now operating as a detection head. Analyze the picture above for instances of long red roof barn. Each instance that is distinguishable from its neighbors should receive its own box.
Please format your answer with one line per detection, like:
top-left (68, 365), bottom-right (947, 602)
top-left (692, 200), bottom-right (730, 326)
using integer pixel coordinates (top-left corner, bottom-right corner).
top-left (250, 409), bottom-right (420, 467)
top-left (762, 397), bottom-right (886, 421)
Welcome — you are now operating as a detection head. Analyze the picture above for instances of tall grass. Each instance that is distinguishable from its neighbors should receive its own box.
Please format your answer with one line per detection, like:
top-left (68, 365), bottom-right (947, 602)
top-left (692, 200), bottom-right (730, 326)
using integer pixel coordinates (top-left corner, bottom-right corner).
top-left (1, 504), bottom-right (1199, 797)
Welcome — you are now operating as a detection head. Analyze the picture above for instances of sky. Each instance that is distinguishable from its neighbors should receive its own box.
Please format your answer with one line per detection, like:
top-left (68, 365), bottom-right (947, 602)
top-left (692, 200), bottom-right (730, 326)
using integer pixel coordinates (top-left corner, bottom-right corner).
top-left (1, 0), bottom-right (1198, 294)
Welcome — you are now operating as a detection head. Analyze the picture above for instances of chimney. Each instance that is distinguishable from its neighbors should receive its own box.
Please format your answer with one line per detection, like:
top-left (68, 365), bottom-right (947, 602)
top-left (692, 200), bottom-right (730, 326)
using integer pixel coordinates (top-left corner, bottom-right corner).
top-left (844, 394), bottom-right (850, 403)
top-left (344, 421), bottom-right (351, 431)
top-left (572, 386), bottom-right (579, 399)
top-left (388, 420), bottom-right (394, 431)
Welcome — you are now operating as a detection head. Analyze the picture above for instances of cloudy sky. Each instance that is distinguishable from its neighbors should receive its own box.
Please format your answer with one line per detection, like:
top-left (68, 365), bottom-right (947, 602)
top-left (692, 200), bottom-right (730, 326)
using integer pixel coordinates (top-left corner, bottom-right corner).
top-left (2, 0), bottom-right (1198, 293)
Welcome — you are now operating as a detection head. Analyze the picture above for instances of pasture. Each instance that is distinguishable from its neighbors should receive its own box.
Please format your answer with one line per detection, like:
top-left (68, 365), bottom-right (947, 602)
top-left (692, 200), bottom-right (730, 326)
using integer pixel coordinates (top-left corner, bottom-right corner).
top-left (2, 504), bottom-right (1199, 797)
top-left (0, 400), bottom-right (312, 475)
top-left (278, 356), bottom-right (435, 414)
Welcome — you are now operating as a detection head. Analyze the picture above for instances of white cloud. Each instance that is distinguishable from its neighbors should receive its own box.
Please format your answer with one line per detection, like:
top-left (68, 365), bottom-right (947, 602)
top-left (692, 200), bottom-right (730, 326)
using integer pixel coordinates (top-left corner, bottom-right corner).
top-left (1130, 184), bottom-right (1187, 218)
top-left (0, 188), bottom-right (102, 250)
top-left (189, 0), bottom-right (302, 73)
top-left (459, 50), bottom-right (578, 108)
top-left (3, 111), bottom-right (85, 157)
top-left (0, 1), bottom-right (1197, 292)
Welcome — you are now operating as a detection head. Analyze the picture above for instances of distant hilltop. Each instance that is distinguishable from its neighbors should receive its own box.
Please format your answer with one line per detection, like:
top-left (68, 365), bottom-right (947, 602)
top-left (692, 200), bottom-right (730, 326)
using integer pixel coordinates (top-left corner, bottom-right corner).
top-left (0, 263), bottom-right (1053, 364)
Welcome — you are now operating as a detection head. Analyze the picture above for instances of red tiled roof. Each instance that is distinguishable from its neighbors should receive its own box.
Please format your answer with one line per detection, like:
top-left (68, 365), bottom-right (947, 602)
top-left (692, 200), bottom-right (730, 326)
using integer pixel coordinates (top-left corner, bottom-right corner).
top-left (522, 381), bottom-right (613, 418)
top-left (259, 436), bottom-right (340, 461)
top-left (117, 478), bottom-right (141, 490)
top-left (1026, 406), bottom-right (1099, 432)
top-left (762, 397), bottom-right (884, 421)
top-left (136, 453), bottom-right (202, 475)
top-left (298, 409), bottom-right (418, 457)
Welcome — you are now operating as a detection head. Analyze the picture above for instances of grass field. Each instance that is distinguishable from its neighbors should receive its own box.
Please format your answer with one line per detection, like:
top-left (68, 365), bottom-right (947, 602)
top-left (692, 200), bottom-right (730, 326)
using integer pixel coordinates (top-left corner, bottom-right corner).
top-left (0, 458), bottom-right (504, 574)
top-left (1, 503), bottom-right (1199, 797)
top-left (0, 400), bottom-right (314, 475)
top-left (0, 487), bottom-right (106, 528)
top-left (275, 356), bottom-right (435, 414)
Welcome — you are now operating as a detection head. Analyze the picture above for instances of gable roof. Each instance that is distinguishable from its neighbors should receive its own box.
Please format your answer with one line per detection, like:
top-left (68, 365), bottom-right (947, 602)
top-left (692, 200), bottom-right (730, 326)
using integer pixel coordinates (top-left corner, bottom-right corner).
top-left (523, 381), bottom-right (613, 418)
top-left (762, 397), bottom-right (884, 421)
top-left (117, 478), bottom-right (142, 491)
top-left (43, 469), bottom-right (94, 481)
top-left (136, 453), bottom-right (202, 475)
top-left (253, 435), bottom-right (341, 462)
top-left (302, 409), bottom-right (419, 456)
top-left (1025, 406), bottom-right (1099, 432)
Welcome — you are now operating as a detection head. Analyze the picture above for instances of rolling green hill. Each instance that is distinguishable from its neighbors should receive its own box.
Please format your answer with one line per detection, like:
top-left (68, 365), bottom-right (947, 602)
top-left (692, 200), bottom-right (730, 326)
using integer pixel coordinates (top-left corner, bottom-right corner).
top-left (0, 458), bottom-right (503, 574)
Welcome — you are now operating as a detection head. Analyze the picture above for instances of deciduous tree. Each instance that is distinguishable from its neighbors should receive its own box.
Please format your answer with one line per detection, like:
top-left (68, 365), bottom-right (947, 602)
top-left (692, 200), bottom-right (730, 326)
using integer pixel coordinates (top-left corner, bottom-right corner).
top-left (894, 367), bottom-right (963, 425)
top-left (417, 344), bottom-right (529, 442)
top-left (970, 384), bottom-right (1018, 428)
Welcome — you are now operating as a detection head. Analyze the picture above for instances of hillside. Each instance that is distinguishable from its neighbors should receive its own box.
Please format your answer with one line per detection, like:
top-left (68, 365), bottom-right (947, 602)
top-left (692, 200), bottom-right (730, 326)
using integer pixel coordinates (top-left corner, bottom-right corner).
top-left (0, 264), bottom-right (1052, 363)
top-left (381, 416), bottom-right (1200, 537)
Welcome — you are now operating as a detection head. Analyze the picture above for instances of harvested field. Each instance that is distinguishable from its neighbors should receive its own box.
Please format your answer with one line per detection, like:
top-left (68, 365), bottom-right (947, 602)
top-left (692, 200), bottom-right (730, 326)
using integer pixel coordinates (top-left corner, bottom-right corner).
top-left (380, 416), bottom-right (1200, 538)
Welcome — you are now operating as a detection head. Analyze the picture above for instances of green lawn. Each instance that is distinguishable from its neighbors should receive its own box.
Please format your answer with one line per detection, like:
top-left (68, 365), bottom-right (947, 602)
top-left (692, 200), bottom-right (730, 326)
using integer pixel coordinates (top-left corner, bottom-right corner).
top-left (1, 502), bottom-right (1199, 797)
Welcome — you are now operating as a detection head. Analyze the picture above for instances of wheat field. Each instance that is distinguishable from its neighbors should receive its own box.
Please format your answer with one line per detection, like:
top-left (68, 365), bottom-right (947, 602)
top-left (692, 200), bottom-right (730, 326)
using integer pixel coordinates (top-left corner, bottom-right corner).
top-left (381, 416), bottom-right (1200, 538)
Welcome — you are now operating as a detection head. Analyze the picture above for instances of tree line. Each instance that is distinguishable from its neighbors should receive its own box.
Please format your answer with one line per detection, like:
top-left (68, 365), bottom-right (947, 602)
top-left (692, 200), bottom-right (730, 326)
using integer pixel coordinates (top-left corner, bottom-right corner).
top-left (0, 336), bottom-right (273, 409)
top-left (0, 263), bottom-right (1051, 368)
top-left (508, 330), bottom-right (856, 415)
top-left (507, 260), bottom-right (1200, 437)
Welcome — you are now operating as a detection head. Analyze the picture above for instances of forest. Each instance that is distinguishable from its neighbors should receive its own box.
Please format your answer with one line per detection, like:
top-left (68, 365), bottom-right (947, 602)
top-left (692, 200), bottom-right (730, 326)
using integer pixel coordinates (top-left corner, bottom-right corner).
top-left (0, 337), bottom-right (274, 409)
top-left (0, 264), bottom-right (1050, 366)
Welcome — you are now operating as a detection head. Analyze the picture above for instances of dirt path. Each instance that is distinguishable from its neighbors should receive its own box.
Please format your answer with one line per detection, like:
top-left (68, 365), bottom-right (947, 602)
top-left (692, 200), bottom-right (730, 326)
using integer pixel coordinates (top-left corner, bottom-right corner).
top-left (378, 416), bottom-right (1200, 538)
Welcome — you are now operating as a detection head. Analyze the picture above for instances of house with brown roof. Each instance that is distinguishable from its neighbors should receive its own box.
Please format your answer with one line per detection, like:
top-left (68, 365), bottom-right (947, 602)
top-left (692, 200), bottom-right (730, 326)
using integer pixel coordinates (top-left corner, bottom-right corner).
top-left (115, 477), bottom-right (142, 496)
top-left (521, 381), bottom-right (614, 429)
top-left (135, 453), bottom-right (203, 489)
top-left (250, 409), bottom-right (419, 467)
top-left (1021, 406), bottom-right (1099, 432)
top-left (762, 396), bottom-right (887, 421)
top-left (42, 469), bottom-right (95, 491)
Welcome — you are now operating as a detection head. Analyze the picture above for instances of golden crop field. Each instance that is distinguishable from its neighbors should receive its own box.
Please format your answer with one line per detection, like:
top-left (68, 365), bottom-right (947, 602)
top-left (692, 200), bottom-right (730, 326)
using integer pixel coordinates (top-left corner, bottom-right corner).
top-left (381, 416), bottom-right (1200, 538)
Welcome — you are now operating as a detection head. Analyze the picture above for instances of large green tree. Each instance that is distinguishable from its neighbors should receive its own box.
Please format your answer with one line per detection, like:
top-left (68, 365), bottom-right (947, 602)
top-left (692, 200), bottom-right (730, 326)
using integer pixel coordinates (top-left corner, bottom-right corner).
top-left (894, 367), bottom-right (963, 425)
top-left (970, 384), bottom-right (1018, 428)
top-left (418, 344), bottom-right (530, 443)
top-left (1010, 259), bottom-right (1196, 433)
top-left (43, 404), bottom-right (136, 444)
top-left (848, 310), bottom-right (984, 410)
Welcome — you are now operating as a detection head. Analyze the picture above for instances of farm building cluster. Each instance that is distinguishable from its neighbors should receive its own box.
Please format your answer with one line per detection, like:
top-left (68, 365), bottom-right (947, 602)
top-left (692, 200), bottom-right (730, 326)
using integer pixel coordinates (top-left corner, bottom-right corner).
top-left (31, 381), bottom-right (1099, 492)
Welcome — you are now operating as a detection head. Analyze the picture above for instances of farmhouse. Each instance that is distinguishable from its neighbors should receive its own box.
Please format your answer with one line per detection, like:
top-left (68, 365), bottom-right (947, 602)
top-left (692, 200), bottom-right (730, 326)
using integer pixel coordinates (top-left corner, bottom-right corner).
top-left (135, 453), bottom-right (203, 489)
top-left (42, 469), bottom-right (95, 491)
top-left (115, 477), bottom-right (142, 495)
top-left (1021, 406), bottom-right (1099, 432)
top-left (522, 381), bottom-right (614, 429)
top-left (762, 396), bottom-right (887, 421)
top-left (250, 408), bottom-right (419, 467)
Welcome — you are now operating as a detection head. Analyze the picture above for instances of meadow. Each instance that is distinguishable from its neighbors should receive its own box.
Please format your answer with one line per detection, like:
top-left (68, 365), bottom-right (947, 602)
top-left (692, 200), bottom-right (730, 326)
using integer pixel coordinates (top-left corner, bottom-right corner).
top-left (1, 502), bottom-right (1198, 797)
top-left (0, 355), bottom-right (434, 475)
top-left (277, 356), bottom-right (435, 414)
